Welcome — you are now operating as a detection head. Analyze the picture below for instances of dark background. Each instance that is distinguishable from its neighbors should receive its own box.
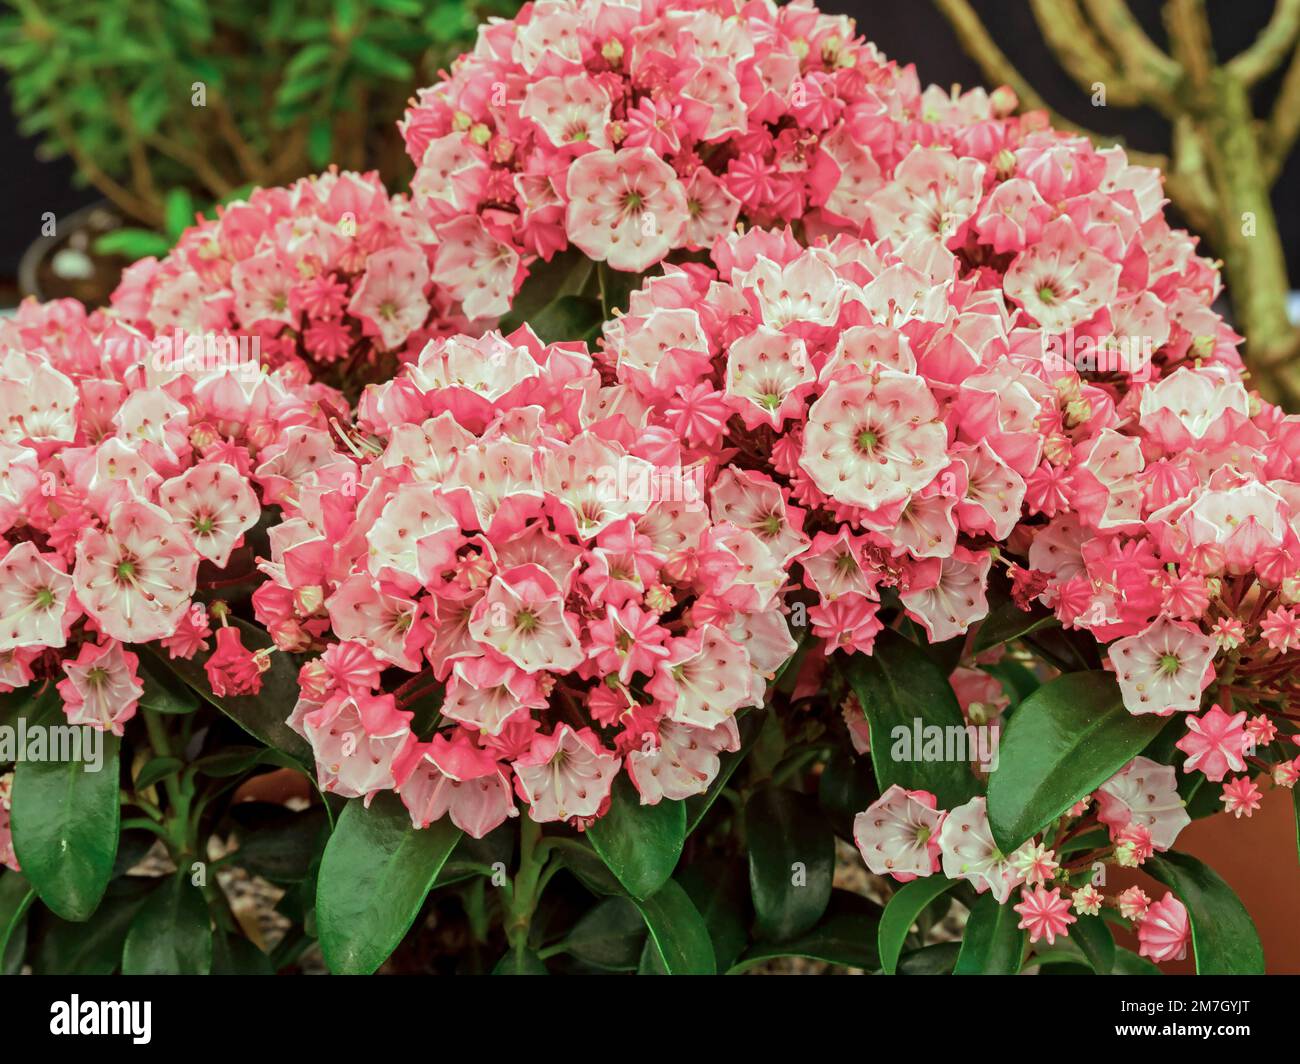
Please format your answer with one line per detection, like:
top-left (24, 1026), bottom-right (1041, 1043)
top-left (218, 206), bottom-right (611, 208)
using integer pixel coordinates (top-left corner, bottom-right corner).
top-left (0, 1), bottom-right (1295, 283)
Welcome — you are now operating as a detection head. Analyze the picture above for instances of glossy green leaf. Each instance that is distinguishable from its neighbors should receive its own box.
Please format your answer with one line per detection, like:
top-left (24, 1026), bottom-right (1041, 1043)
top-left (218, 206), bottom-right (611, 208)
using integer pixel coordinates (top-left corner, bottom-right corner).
top-left (1070, 913), bottom-right (1116, 974)
top-left (845, 629), bottom-right (979, 808)
top-left (34, 879), bottom-right (152, 974)
top-left (586, 775), bottom-right (685, 900)
top-left (897, 940), bottom-right (960, 974)
top-left (677, 859), bottom-right (749, 973)
top-left (745, 788), bottom-right (834, 942)
top-left (1145, 851), bottom-right (1265, 974)
top-left (953, 892), bottom-right (1025, 974)
top-left (121, 873), bottom-right (213, 975)
top-left (986, 672), bottom-right (1165, 852)
top-left (554, 896), bottom-right (646, 971)
top-left (134, 756), bottom-right (183, 791)
top-left (878, 875), bottom-right (956, 974)
top-left (1112, 946), bottom-right (1162, 975)
top-left (10, 685), bottom-right (120, 921)
top-left (633, 878), bottom-right (716, 975)
top-left (0, 871), bottom-right (35, 968)
top-left (316, 793), bottom-right (462, 974)
top-left (137, 656), bottom-right (198, 714)
top-left (730, 891), bottom-right (881, 973)
top-left (973, 600), bottom-right (1059, 652)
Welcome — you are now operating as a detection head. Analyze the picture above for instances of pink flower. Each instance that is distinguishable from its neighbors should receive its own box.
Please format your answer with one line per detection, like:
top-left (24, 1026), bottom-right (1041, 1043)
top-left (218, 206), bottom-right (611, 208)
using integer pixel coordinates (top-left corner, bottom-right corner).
top-left (396, 731), bottom-right (515, 838)
top-left (852, 785), bottom-right (946, 881)
top-left (348, 245), bottom-right (432, 351)
top-left (1004, 216), bottom-right (1119, 331)
top-left (937, 797), bottom-right (1024, 903)
top-left (1115, 885), bottom-right (1151, 921)
top-left (565, 148), bottom-right (689, 272)
top-left (298, 691), bottom-right (414, 802)
top-left (56, 640), bottom-right (145, 735)
top-left (0, 541), bottom-right (77, 652)
top-left (626, 717), bottom-right (741, 805)
top-left (1014, 885), bottom-right (1076, 945)
top-left (799, 371), bottom-right (948, 511)
top-left (512, 724), bottom-right (620, 823)
top-left (1071, 885), bottom-right (1103, 916)
top-left (1261, 606), bottom-right (1300, 653)
top-left (73, 499), bottom-right (200, 644)
top-left (1176, 704), bottom-right (1249, 782)
top-left (204, 626), bottom-right (266, 698)
top-left (1221, 776), bottom-right (1263, 818)
top-left (158, 461), bottom-right (259, 568)
top-left (1108, 617), bottom-right (1216, 716)
top-left (1095, 756), bottom-right (1190, 851)
top-left (1137, 893), bottom-right (1190, 964)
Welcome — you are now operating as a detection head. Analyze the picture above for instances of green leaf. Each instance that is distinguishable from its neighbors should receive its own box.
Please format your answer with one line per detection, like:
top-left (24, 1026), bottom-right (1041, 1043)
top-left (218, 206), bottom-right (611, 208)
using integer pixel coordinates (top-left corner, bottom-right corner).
top-left (350, 38), bottom-right (414, 79)
top-left (138, 656), bottom-right (197, 714)
top-left (845, 629), bottom-right (979, 808)
top-left (730, 891), bottom-right (882, 973)
top-left (897, 940), bottom-right (960, 974)
top-left (192, 745), bottom-right (303, 778)
top-left (307, 117), bottom-right (334, 169)
top-left (0, 871), bottom-right (35, 967)
top-left (817, 745), bottom-right (880, 840)
top-left (677, 859), bottom-right (749, 972)
top-left (553, 896), bottom-right (646, 971)
top-left (878, 875), bottom-right (956, 975)
top-left (11, 685), bottom-right (121, 921)
top-left (134, 756), bottom-right (183, 791)
top-left (586, 775), bottom-right (684, 900)
top-left (633, 878), bottom-right (716, 975)
top-left (525, 294), bottom-right (604, 345)
top-left (163, 187), bottom-right (196, 241)
top-left (316, 793), bottom-right (462, 974)
top-left (93, 228), bottom-right (172, 260)
top-left (144, 618), bottom-right (312, 765)
top-left (973, 600), bottom-right (1059, 653)
top-left (953, 892), bottom-right (1025, 974)
top-left (1112, 946), bottom-right (1162, 975)
top-left (1070, 913), bottom-right (1116, 974)
top-left (33, 879), bottom-right (152, 974)
top-left (1145, 851), bottom-right (1264, 974)
top-left (597, 261), bottom-right (645, 317)
top-left (492, 946), bottom-right (549, 974)
top-left (121, 873), bottom-right (213, 975)
top-left (745, 787), bottom-right (834, 942)
top-left (986, 672), bottom-right (1165, 853)
top-left (551, 836), bottom-right (624, 897)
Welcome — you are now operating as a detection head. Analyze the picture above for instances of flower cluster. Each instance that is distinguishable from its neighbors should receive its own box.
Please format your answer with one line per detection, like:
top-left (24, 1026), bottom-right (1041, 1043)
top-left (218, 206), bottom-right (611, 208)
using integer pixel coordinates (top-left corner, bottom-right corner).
top-left (262, 327), bottom-right (795, 835)
top-left (853, 772), bottom-right (1194, 964)
top-left (0, 296), bottom-right (340, 743)
top-left (110, 169), bottom-right (479, 389)
top-left (399, 0), bottom-right (1014, 305)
